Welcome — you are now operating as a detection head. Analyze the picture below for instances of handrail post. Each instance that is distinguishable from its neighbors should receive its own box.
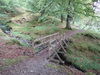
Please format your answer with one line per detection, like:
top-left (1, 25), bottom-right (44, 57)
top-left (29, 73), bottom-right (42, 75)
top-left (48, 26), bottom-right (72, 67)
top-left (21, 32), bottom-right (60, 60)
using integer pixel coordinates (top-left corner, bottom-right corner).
top-left (32, 40), bottom-right (35, 54)
top-left (64, 33), bottom-right (66, 40)
top-left (48, 36), bottom-right (52, 59)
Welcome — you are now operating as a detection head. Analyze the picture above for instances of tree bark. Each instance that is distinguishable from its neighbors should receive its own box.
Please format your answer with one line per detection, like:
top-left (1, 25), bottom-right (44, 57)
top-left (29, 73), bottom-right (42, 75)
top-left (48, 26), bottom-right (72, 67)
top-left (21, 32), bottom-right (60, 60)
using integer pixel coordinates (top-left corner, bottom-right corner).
top-left (65, 14), bottom-right (72, 29)
top-left (65, 0), bottom-right (72, 29)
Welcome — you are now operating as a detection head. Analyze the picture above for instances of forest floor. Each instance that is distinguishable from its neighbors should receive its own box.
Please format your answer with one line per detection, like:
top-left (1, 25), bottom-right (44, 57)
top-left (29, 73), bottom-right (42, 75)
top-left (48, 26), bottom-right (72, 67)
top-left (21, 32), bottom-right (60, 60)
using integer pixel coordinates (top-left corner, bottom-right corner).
top-left (0, 30), bottom-right (86, 75)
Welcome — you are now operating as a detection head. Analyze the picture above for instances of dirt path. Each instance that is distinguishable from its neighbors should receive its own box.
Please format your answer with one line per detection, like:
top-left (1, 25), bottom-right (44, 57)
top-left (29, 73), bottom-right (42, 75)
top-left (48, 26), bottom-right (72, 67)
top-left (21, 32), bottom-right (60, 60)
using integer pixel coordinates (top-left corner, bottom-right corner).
top-left (0, 30), bottom-right (85, 75)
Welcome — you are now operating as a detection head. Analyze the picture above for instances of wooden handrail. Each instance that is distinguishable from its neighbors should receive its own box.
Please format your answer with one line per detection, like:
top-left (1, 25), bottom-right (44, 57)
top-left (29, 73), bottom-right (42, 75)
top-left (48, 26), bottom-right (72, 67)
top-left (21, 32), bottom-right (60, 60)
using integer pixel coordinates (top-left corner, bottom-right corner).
top-left (34, 32), bottom-right (59, 42)
top-left (34, 40), bottom-right (49, 48)
top-left (32, 32), bottom-right (66, 56)
top-left (31, 32), bottom-right (67, 64)
top-left (34, 33), bottom-right (62, 49)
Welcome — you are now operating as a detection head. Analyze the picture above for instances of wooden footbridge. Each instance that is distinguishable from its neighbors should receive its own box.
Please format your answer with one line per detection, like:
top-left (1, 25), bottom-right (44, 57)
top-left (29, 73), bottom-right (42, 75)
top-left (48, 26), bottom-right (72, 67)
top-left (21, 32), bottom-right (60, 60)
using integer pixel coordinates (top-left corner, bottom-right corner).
top-left (31, 32), bottom-right (68, 64)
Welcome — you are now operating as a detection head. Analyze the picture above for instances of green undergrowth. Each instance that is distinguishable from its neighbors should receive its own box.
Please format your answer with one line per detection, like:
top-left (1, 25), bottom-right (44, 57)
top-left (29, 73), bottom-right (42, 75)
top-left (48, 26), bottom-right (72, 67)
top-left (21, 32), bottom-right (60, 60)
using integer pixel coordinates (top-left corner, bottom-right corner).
top-left (81, 32), bottom-right (100, 39)
top-left (64, 32), bottom-right (100, 72)
top-left (5, 39), bottom-right (22, 45)
top-left (0, 13), bottom-right (67, 47)
top-left (0, 29), bottom-right (6, 36)
top-left (85, 72), bottom-right (96, 75)
top-left (7, 15), bottom-right (66, 41)
top-left (8, 23), bottom-right (64, 40)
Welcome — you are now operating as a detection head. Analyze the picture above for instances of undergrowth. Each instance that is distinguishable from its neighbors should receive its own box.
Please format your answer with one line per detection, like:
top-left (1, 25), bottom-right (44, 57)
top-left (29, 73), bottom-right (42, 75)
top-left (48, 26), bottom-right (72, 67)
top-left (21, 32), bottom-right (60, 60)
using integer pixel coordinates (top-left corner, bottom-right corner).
top-left (81, 32), bottom-right (100, 39)
top-left (7, 17), bottom-right (65, 41)
top-left (5, 39), bottom-right (22, 45)
top-left (64, 32), bottom-right (100, 72)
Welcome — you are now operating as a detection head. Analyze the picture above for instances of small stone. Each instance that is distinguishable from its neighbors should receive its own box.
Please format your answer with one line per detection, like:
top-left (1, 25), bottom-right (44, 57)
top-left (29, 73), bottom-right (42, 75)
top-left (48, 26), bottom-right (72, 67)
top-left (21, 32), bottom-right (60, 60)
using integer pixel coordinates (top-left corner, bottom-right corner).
top-left (30, 70), bottom-right (34, 72)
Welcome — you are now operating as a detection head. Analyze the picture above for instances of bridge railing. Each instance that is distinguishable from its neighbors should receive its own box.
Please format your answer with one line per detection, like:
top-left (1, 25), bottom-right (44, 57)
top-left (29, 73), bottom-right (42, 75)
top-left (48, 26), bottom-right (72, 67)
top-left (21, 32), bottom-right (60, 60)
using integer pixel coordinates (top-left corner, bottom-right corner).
top-left (32, 32), bottom-right (59, 53)
top-left (32, 32), bottom-right (67, 63)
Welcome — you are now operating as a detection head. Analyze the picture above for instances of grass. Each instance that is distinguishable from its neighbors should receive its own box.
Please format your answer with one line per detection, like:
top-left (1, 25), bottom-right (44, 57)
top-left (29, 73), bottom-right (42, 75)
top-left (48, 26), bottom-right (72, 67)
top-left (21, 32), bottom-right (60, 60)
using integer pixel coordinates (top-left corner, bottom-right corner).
top-left (0, 30), bottom-right (6, 36)
top-left (65, 54), bottom-right (100, 71)
top-left (6, 13), bottom-right (66, 42)
top-left (46, 64), bottom-right (58, 69)
top-left (8, 22), bottom-right (64, 41)
top-left (5, 39), bottom-right (22, 45)
top-left (71, 41), bottom-right (100, 53)
top-left (81, 32), bottom-right (100, 39)
top-left (64, 32), bottom-right (100, 71)
top-left (85, 72), bottom-right (96, 75)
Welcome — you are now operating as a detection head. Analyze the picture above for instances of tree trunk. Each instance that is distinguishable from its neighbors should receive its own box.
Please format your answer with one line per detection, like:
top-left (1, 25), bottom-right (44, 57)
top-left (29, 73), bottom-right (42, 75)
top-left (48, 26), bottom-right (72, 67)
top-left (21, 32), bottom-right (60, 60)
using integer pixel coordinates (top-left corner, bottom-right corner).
top-left (65, 14), bottom-right (72, 29)
top-left (65, 0), bottom-right (72, 29)
top-left (61, 14), bottom-right (64, 23)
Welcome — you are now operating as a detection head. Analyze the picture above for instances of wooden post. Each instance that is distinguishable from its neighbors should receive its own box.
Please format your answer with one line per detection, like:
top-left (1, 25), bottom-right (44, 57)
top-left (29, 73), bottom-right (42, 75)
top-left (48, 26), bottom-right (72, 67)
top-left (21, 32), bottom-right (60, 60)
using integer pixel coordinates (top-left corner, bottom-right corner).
top-left (56, 34), bottom-right (58, 44)
top-left (58, 34), bottom-right (67, 53)
top-left (48, 35), bottom-right (52, 58)
top-left (32, 40), bottom-right (35, 54)
top-left (53, 46), bottom-right (64, 64)
top-left (62, 33), bottom-right (67, 48)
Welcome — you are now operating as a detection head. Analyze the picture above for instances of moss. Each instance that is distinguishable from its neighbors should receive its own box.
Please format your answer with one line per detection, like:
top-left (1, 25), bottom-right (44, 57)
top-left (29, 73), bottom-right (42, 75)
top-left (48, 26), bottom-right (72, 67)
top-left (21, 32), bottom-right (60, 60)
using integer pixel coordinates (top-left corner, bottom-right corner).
top-left (85, 72), bottom-right (96, 75)
top-left (6, 13), bottom-right (66, 44)
top-left (64, 32), bottom-right (100, 71)
top-left (70, 38), bottom-right (100, 53)
top-left (65, 54), bottom-right (100, 71)
top-left (90, 55), bottom-right (100, 61)
top-left (88, 44), bottom-right (100, 53)
top-left (5, 39), bottom-right (22, 45)
top-left (46, 64), bottom-right (58, 69)
top-left (81, 32), bottom-right (100, 39)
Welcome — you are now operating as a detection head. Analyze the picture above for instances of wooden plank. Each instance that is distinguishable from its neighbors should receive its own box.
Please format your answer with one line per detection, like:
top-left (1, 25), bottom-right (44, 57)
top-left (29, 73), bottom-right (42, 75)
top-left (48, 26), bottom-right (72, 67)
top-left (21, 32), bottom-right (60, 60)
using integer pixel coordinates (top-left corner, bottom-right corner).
top-left (50, 38), bottom-right (57, 43)
top-left (34, 32), bottom-right (59, 42)
top-left (34, 40), bottom-right (50, 48)
top-left (34, 32), bottom-right (60, 50)
top-left (53, 49), bottom-right (65, 64)
top-left (49, 58), bottom-right (61, 63)
top-left (49, 32), bottom-right (59, 36)
top-left (34, 35), bottom-right (50, 42)
top-left (49, 38), bottom-right (65, 64)
top-left (34, 40), bottom-right (49, 48)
